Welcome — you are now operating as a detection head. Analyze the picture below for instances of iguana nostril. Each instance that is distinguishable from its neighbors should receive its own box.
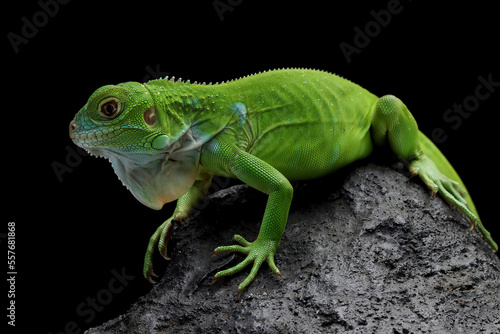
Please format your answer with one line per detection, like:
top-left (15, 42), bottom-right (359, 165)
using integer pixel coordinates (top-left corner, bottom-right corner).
top-left (69, 121), bottom-right (78, 137)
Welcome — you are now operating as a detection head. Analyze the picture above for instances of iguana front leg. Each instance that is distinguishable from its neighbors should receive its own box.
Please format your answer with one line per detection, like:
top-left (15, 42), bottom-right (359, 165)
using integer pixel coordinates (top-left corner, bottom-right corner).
top-left (144, 173), bottom-right (213, 283)
top-left (202, 138), bottom-right (293, 294)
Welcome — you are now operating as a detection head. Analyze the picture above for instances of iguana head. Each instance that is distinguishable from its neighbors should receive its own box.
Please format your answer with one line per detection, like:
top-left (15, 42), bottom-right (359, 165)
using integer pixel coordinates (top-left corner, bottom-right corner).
top-left (69, 82), bottom-right (170, 157)
top-left (69, 82), bottom-right (201, 210)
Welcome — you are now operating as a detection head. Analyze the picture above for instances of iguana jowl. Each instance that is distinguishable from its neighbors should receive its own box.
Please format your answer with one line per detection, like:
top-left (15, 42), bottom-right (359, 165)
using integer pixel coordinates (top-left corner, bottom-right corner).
top-left (69, 69), bottom-right (498, 294)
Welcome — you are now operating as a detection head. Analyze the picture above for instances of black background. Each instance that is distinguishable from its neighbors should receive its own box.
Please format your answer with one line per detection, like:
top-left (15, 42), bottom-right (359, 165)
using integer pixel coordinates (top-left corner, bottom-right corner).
top-left (4, 1), bottom-right (499, 333)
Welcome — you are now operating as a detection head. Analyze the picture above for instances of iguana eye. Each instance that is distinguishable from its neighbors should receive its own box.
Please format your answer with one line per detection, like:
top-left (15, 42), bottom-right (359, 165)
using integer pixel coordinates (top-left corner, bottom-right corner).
top-left (99, 100), bottom-right (119, 118)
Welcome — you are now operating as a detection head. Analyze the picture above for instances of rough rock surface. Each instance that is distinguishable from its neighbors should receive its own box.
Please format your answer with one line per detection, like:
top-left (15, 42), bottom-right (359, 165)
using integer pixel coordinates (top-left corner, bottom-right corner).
top-left (86, 164), bottom-right (500, 334)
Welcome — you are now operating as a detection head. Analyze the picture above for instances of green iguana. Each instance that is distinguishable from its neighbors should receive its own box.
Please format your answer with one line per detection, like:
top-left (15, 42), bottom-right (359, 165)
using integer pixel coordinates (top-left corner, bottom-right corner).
top-left (69, 68), bottom-right (497, 294)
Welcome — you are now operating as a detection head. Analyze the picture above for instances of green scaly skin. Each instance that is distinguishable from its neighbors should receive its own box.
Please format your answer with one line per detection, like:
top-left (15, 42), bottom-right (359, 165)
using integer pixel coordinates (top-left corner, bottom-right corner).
top-left (69, 69), bottom-right (497, 294)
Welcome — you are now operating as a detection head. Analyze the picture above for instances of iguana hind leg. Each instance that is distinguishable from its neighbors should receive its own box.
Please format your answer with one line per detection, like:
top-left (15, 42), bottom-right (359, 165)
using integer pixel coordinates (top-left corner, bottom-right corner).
top-left (371, 95), bottom-right (497, 252)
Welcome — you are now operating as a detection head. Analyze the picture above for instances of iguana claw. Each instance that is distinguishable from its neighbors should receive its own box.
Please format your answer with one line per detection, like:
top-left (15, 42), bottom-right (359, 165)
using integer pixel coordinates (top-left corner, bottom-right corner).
top-left (145, 269), bottom-right (159, 284)
top-left (409, 155), bottom-right (497, 252)
top-left (143, 218), bottom-right (174, 283)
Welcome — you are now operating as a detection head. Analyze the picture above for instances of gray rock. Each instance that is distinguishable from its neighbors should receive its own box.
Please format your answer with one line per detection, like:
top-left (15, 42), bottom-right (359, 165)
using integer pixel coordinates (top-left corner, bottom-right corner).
top-left (86, 164), bottom-right (500, 334)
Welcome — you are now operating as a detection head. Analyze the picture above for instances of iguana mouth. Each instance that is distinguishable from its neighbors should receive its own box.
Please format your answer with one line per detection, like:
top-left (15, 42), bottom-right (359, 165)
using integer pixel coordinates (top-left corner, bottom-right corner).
top-left (69, 120), bottom-right (124, 148)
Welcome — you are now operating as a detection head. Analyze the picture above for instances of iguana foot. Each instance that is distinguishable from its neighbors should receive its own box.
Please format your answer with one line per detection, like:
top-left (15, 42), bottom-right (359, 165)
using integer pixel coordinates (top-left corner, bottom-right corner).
top-left (143, 218), bottom-right (174, 283)
top-left (409, 155), bottom-right (468, 211)
top-left (409, 155), bottom-right (498, 252)
top-left (212, 235), bottom-right (283, 294)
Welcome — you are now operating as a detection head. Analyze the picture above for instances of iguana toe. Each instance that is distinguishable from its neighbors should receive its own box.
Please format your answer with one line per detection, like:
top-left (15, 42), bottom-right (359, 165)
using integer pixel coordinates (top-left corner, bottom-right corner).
top-left (212, 236), bottom-right (281, 294)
